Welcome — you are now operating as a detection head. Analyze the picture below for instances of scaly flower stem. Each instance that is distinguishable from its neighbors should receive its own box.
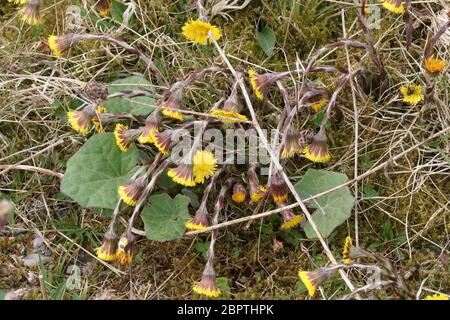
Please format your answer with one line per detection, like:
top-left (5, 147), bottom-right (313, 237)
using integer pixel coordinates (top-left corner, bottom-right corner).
top-left (205, 178), bottom-right (234, 266)
top-left (352, 0), bottom-right (388, 91)
top-left (126, 158), bottom-right (170, 234)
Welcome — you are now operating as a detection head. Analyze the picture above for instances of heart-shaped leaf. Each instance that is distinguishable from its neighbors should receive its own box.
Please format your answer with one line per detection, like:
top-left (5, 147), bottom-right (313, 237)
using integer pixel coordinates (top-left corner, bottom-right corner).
top-left (61, 133), bottom-right (139, 209)
top-left (141, 193), bottom-right (191, 241)
top-left (294, 169), bottom-right (354, 239)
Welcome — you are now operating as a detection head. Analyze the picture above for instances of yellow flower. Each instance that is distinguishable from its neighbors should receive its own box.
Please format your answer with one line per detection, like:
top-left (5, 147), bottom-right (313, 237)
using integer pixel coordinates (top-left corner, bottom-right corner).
top-left (400, 83), bottom-right (423, 105)
top-left (48, 35), bottom-right (61, 57)
top-left (168, 164), bottom-right (196, 187)
top-left (424, 56), bottom-right (447, 74)
top-left (298, 269), bottom-right (331, 297)
top-left (95, 231), bottom-right (117, 262)
top-left (67, 110), bottom-right (91, 134)
top-left (162, 109), bottom-right (184, 121)
top-left (232, 183), bottom-right (247, 203)
top-left (151, 130), bottom-right (171, 155)
top-left (116, 234), bottom-right (135, 265)
top-left (210, 108), bottom-right (248, 123)
top-left (271, 171), bottom-right (289, 204)
top-left (92, 105), bottom-right (107, 132)
top-left (280, 214), bottom-right (302, 230)
top-left (114, 123), bottom-right (133, 152)
top-left (182, 19), bottom-right (222, 45)
top-left (343, 236), bottom-right (352, 264)
top-left (118, 179), bottom-right (144, 207)
top-left (192, 283), bottom-right (221, 298)
top-left (248, 68), bottom-right (264, 100)
top-left (96, 0), bottom-right (112, 17)
top-left (304, 130), bottom-right (331, 163)
top-left (423, 294), bottom-right (449, 300)
top-left (21, 0), bottom-right (42, 26)
top-left (282, 128), bottom-right (303, 159)
top-left (250, 186), bottom-right (267, 203)
top-left (186, 205), bottom-right (209, 231)
top-left (298, 271), bottom-right (317, 297)
top-left (8, 0), bottom-right (28, 4)
top-left (310, 98), bottom-right (328, 112)
top-left (380, 0), bottom-right (405, 14)
top-left (193, 150), bottom-right (218, 184)
top-left (193, 263), bottom-right (221, 298)
top-left (185, 220), bottom-right (207, 231)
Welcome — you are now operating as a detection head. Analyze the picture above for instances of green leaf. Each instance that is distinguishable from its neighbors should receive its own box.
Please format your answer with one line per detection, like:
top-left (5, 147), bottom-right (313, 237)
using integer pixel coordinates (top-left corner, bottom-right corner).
top-left (363, 185), bottom-right (379, 198)
top-left (217, 277), bottom-right (231, 297)
top-left (256, 25), bottom-right (276, 58)
top-left (61, 133), bottom-right (139, 209)
top-left (111, 0), bottom-right (129, 23)
top-left (104, 76), bottom-right (155, 116)
top-left (294, 169), bottom-right (354, 239)
top-left (141, 193), bottom-right (191, 241)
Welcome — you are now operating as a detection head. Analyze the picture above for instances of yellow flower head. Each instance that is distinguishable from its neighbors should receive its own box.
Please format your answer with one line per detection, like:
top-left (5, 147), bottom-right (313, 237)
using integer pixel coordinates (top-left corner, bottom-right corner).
top-left (231, 183), bottom-right (247, 203)
top-left (400, 83), bottom-right (424, 105)
top-left (193, 263), bottom-right (221, 298)
top-left (182, 19), bottom-right (222, 45)
top-left (185, 220), bottom-right (207, 231)
top-left (8, 0), bottom-right (28, 5)
top-left (168, 164), bottom-right (196, 187)
top-left (48, 34), bottom-right (78, 58)
top-left (67, 110), bottom-right (92, 135)
top-left (193, 150), bottom-right (218, 184)
top-left (186, 205), bottom-right (209, 231)
top-left (92, 105), bottom-right (107, 132)
top-left (114, 123), bottom-right (134, 152)
top-left (162, 109), bottom-right (184, 121)
top-left (210, 108), bottom-right (248, 123)
top-left (310, 98), bottom-right (329, 112)
top-left (250, 186), bottom-right (267, 203)
top-left (118, 178), bottom-right (144, 207)
top-left (21, 0), bottom-right (42, 26)
top-left (423, 294), bottom-right (449, 300)
top-left (116, 233), bottom-right (135, 265)
top-left (248, 68), bottom-right (264, 100)
top-left (96, 0), bottom-right (112, 17)
top-left (343, 236), bottom-right (352, 264)
top-left (151, 130), bottom-right (172, 155)
top-left (280, 213), bottom-right (302, 230)
top-left (304, 130), bottom-right (331, 163)
top-left (380, 0), bottom-right (405, 14)
top-left (424, 56), bottom-right (447, 74)
top-left (95, 230), bottom-right (117, 262)
top-left (298, 268), bottom-right (331, 297)
top-left (270, 171), bottom-right (289, 204)
top-left (138, 111), bottom-right (160, 144)
top-left (282, 127), bottom-right (303, 159)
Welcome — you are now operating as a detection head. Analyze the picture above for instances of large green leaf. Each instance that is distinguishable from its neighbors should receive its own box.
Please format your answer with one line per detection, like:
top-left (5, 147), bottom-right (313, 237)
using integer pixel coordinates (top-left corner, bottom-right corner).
top-left (61, 133), bottom-right (139, 209)
top-left (294, 169), bottom-right (354, 239)
top-left (256, 25), bottom-right (276, 58)
top-left (104, 76), bottom-right (154, 116)
top-left (141, 193), bottom-right (191, 241)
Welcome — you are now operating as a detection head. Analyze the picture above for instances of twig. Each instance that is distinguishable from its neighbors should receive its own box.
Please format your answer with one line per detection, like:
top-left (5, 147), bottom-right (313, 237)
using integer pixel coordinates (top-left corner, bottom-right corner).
top-left (79, 34), bottom-right (169, 87)
top-left (0, 165), bottom-right (63, 179)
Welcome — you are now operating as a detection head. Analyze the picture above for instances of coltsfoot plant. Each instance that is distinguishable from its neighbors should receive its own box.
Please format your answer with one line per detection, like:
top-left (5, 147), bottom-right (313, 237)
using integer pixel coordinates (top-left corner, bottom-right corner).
top-left (3, 0), bottom-right (449, 300)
